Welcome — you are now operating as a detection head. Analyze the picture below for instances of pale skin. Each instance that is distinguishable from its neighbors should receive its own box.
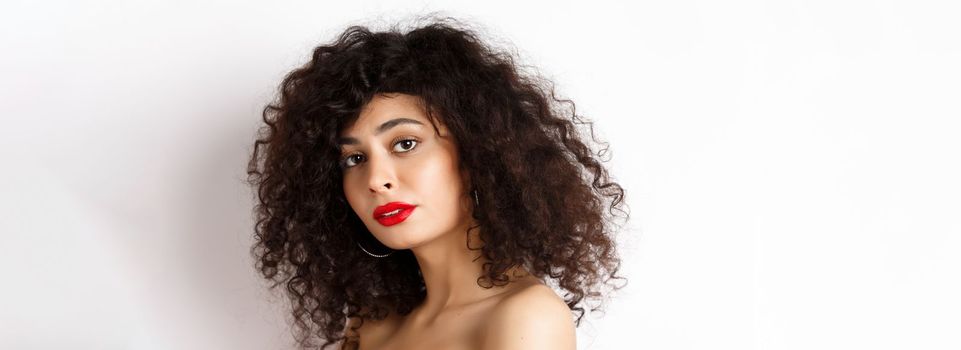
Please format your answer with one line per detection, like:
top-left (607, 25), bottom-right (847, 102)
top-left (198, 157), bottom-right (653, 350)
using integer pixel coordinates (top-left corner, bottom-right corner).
top-left (338, 93), bottom-right (577, 350)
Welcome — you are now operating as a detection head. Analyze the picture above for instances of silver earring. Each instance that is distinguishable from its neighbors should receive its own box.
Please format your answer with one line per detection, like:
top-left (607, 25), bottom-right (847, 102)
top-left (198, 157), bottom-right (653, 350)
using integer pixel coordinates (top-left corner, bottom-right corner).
top-left (472, 189), bottom-right (479, 206)
top-left (356, 241), bottom-right (394, 258)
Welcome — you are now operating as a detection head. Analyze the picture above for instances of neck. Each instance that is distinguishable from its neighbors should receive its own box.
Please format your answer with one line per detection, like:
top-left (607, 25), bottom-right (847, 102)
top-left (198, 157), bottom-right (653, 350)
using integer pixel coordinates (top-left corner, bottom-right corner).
top-left (411, 218), bottom-right (487, 308)
top-left (409, 219), bottom-right (528, 318)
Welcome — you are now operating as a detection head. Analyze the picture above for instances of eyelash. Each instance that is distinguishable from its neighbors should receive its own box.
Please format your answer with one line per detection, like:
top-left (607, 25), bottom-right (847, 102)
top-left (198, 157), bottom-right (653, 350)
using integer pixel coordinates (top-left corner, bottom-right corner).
top-left (340, 137), bottom-right (419, 169)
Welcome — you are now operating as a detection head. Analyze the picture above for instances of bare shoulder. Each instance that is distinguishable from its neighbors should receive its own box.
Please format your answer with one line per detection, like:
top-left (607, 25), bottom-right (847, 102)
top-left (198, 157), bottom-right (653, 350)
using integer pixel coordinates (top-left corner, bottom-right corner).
top-left (481, 282), bottom-right (576, 350)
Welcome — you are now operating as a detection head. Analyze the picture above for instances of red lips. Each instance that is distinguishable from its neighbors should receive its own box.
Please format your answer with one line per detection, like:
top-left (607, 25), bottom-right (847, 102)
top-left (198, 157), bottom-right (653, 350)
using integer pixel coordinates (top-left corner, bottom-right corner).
top-left (373, 202), bottom-right (416, 226)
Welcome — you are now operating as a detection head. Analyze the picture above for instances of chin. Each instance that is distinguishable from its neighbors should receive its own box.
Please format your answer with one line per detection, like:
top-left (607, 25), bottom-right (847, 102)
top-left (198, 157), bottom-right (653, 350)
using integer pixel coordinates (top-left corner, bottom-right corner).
top-left (371, 229), bottom-right (419, 248)
top-left (374, 229), bottom-right (440, 250)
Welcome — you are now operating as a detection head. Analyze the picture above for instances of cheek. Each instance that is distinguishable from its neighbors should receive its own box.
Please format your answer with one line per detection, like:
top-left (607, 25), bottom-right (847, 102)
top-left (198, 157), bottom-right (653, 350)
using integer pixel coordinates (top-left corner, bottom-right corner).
top-left (409, 150), bottom-right (464, 207)
top-left (342, 177), bottom-right (365, 215)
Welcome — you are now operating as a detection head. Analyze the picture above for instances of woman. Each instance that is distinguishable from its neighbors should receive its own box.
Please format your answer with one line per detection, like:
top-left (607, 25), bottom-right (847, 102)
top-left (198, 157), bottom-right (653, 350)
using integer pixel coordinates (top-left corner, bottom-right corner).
top-left (247, 17), bottom-right (627, 350)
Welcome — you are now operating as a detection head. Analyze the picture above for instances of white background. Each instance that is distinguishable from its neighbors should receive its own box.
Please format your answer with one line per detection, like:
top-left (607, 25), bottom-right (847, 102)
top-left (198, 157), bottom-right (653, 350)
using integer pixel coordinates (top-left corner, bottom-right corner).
top-left (2, 1), bottom-right (959, 349)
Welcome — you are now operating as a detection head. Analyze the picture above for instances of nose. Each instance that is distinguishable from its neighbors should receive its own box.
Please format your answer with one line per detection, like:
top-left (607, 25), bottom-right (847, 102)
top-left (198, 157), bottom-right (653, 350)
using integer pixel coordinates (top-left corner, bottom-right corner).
top-left (366, 153), bottom-right (395, 194)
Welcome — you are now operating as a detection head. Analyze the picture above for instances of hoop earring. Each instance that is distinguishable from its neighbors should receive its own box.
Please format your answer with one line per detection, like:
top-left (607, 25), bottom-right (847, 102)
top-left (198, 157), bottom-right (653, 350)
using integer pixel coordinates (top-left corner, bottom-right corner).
top-left (357, 241), bottom-right (394, 258)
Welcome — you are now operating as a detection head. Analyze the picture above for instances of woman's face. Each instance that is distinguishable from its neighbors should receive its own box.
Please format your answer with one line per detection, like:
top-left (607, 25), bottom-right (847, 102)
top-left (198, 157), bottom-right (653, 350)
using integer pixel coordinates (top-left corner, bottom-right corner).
top-left (339, 93), bottom-right (472, 249)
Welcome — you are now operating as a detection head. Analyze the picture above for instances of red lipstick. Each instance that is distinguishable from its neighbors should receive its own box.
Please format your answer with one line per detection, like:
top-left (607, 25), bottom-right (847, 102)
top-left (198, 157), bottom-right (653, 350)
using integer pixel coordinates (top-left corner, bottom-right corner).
top-left (373, 202), bottom-right (416, 226)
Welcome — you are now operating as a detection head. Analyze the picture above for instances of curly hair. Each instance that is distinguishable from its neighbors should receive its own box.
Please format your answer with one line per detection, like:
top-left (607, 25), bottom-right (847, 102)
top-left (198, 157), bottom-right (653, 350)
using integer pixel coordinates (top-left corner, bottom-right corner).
top-left (246, 17), bottom-right (628, 350)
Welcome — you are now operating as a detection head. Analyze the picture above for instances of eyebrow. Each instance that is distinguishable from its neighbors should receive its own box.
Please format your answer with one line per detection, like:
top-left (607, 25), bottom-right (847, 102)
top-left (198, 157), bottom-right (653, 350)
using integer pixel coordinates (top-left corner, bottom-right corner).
top-left (338, 118), bottom-right (425, 146)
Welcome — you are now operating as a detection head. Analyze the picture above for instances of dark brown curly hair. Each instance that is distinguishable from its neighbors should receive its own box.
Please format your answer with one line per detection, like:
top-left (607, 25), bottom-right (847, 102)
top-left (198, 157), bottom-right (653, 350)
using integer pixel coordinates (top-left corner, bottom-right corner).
top-left (246, 17), bottom-right (628, 350)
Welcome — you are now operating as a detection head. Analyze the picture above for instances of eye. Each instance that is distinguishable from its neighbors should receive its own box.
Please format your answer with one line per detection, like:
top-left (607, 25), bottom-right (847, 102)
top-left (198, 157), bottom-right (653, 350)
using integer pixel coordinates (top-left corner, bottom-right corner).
top-left (393, 138), bottom-right (418, 153)
top-left (341, 154), bottom-right (364, 169)
top-left (340, 138), bottom-right (418, 170)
